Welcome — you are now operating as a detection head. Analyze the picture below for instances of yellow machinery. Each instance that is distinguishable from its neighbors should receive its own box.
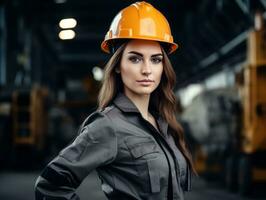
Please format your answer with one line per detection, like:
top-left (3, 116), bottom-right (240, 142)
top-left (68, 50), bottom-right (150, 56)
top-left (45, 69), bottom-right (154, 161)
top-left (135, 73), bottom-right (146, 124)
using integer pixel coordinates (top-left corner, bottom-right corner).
top-left (185, 13), bottom-right (266, 195)
top-left (236, 13), bottom-right (266, 194)
top-left (12, 86), bottom-right (48, 156)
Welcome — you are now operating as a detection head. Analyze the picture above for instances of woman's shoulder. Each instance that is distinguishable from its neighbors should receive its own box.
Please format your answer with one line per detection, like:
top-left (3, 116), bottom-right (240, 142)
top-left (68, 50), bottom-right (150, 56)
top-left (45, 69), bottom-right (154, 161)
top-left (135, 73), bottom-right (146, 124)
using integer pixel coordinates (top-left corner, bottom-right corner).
top-left (99, 104), bottom-right (122, 119)
top-left (81, 110), bottom-right (110, 128)
top-left (79, 104), bottom-right (119, 132)
top-left (76, 108), bottom-right (118, 143)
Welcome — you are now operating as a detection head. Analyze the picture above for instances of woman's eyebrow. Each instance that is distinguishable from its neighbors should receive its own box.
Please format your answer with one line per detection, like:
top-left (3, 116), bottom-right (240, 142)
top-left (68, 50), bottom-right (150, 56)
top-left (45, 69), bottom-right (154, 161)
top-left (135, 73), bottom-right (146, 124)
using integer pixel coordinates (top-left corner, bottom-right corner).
top-left (128, 51), bottom-right (143, 57)
top-left (151, 53), bottom-right (163, 57)
top-left (128, 51), bottom-right (163, 57)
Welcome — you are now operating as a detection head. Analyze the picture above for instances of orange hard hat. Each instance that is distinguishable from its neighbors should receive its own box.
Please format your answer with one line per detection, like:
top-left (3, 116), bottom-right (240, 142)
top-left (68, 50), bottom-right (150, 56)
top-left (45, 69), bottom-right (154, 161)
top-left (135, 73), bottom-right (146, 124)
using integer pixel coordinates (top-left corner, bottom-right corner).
top-left (101, 1), bottom-right (178, 54)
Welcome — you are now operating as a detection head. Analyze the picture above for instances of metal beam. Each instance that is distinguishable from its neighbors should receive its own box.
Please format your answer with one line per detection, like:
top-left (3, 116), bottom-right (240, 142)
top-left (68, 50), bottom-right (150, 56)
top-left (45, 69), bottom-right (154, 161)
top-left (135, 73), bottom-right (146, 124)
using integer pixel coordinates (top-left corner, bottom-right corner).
top-left (220, 30), bottom-right (248, 54)
top-left (235, 0), bottom-right (250, 14)
top-left (260, 0), bottom-right (266, 11)
top-left (199, 29), bottom-right (248, 68)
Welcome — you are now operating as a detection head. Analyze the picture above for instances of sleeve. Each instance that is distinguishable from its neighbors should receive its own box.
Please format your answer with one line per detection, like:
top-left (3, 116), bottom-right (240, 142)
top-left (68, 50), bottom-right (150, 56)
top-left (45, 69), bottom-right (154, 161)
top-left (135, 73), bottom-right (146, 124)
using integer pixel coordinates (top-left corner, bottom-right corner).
top-left (35, 111), bottom-right (117, 200)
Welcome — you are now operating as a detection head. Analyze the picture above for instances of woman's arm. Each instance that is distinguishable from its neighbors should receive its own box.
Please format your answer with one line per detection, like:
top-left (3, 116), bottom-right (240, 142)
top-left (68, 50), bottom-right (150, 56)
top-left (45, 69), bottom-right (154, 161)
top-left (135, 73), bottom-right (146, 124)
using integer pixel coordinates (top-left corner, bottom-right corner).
top-left (35, 112), bottom-right (117, 200)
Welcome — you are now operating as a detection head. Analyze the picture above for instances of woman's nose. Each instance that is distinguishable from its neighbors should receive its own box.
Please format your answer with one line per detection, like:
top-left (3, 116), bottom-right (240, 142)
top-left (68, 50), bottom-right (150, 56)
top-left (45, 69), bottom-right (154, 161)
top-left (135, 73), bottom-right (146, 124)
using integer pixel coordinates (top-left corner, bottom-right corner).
top-left (141, 61), bottom-right (152, 75)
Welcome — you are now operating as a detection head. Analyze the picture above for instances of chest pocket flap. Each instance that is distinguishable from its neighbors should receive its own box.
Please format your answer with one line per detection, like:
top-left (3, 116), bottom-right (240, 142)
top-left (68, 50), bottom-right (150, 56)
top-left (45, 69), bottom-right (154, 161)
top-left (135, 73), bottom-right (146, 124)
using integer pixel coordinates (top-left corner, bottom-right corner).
top-left (125, 136), bottom-right (159, 159)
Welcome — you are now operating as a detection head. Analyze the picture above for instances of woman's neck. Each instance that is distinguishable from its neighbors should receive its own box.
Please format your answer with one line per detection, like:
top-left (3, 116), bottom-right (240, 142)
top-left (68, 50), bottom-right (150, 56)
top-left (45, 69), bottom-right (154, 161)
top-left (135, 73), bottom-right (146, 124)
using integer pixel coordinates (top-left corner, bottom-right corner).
top-left (124, 91), bottom-right (150, 119)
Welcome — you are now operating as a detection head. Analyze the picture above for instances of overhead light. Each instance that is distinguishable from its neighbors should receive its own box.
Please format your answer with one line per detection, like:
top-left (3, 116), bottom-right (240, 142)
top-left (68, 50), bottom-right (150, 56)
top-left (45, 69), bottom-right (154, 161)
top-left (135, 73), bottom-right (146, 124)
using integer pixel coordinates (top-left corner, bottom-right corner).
top-left (59, 30), bottom-right (75, 40)
top-left (92, 66), bottom-right (104, 81)
top-left (55, 0), bottom-right (67, 4)
top-left (59, 18), bottom-right (77, 29)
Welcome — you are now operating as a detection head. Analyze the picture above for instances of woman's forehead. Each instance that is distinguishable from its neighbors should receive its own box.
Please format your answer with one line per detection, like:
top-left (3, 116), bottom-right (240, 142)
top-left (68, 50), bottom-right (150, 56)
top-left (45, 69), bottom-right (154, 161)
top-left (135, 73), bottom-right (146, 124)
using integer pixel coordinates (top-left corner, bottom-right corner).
top-left (123, 40), bottom-right (162, 55)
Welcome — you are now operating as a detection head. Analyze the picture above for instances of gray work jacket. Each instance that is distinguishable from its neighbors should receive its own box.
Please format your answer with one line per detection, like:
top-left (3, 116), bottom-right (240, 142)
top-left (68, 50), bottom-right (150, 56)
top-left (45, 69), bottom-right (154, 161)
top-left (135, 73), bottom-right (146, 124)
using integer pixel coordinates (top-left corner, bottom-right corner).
top-left (35, 93), bottom-right (192, 200)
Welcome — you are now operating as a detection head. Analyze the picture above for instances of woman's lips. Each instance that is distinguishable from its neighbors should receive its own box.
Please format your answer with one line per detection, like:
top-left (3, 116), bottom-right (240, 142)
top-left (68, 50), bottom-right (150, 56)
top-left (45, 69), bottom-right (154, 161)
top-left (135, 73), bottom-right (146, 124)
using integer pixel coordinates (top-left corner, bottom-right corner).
top-left (136, 79), bottom-right (154, 86)
top-left (136, 79), bottom-right (154, 82)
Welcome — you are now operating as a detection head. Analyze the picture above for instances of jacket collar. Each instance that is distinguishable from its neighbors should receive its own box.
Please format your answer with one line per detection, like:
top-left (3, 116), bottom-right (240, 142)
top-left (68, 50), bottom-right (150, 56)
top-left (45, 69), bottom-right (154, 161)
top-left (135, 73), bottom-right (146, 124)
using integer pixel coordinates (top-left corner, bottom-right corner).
top-left (113, 93), bottom-right (140, 113)
top-left (113, 93), bottom-right (169, 135)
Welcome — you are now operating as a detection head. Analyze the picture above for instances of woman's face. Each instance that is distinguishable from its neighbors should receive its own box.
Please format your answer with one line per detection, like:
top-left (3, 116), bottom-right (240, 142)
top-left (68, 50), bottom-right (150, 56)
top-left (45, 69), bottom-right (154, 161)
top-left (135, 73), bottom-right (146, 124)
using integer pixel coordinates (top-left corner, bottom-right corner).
top-left (119, 39), bottom-right (163, 97)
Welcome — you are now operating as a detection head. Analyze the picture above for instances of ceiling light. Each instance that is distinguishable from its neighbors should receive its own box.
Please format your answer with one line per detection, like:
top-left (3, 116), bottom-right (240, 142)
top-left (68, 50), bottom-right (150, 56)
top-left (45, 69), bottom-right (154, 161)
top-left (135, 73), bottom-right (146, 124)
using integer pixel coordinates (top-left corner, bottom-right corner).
top-left (59, 30), bottom-right (75, 40)
top-left (92, 66), bottom-right (104, 81)
top-left (55, 0), bottom-right (67, 4)
top-left (59, 18), bottom-right (77, 29)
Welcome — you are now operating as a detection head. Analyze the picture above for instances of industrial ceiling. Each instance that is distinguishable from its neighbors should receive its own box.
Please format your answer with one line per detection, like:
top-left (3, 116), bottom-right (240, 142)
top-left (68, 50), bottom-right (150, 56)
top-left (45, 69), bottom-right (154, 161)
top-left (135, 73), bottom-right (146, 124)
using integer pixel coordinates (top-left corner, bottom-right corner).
top-left (5, 0), bottom-right (266, 88)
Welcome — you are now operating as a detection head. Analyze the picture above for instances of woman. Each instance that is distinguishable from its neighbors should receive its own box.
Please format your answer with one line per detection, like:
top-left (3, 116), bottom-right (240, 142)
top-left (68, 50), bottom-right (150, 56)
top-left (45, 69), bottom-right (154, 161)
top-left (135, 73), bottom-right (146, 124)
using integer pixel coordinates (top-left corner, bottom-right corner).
top-left (35, 2), bottom-right (196, 200)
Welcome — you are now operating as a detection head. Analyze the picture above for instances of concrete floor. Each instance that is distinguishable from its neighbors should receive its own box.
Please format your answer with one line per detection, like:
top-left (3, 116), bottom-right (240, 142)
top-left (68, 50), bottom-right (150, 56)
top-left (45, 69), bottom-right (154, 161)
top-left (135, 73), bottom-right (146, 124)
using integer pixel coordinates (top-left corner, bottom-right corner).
top-left (0, 169), bottom-right (265, 200)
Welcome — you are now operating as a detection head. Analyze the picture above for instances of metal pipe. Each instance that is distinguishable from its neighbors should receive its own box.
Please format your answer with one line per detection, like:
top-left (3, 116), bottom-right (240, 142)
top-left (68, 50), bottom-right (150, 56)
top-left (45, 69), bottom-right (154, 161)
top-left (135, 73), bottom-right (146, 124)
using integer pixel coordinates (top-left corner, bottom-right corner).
top-left (0, 7), bottom-right (6, 85)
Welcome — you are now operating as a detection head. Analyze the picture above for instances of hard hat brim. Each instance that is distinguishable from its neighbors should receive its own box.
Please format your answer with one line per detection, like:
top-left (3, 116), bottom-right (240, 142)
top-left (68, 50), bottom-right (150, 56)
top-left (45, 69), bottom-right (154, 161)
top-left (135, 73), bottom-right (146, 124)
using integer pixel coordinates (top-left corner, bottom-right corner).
top-left (101, 37), bottom-right (178, 54)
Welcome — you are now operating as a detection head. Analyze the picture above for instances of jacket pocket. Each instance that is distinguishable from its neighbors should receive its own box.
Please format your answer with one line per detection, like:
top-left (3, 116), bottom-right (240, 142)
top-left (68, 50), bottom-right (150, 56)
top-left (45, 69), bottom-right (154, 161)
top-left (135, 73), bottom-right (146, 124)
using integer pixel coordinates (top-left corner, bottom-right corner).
top-left (125, 136), bottom-right (161, 193)
top-left (125, 136), bottom-right (159, 159)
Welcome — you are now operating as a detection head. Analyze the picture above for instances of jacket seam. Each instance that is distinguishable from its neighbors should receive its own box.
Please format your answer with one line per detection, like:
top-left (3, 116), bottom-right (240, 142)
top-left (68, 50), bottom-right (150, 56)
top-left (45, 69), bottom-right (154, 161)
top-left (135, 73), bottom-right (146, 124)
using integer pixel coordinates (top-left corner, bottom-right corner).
top-left (102, 111), bottom-right (119, 164)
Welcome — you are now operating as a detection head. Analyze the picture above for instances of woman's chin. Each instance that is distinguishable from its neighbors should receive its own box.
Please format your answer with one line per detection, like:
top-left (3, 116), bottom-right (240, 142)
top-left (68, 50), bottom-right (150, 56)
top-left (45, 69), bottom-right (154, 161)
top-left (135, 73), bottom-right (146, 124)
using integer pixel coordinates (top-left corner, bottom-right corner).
top-left (132, 88), bottom-right (156, 96)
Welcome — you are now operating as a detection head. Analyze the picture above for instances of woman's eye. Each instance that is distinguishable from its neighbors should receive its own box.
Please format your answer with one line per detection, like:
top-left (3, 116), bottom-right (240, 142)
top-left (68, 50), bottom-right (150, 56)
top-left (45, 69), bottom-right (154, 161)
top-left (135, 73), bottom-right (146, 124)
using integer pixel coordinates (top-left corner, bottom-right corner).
top-left (129, 56), bottom-right (141, 63)
top-left (151, 57), bottom-right (162, 64)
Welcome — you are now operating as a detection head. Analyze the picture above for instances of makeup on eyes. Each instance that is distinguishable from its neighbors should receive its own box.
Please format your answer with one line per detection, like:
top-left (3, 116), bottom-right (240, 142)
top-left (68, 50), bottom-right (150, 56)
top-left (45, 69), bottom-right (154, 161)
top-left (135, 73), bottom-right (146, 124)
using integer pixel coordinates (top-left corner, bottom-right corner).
top-left (127, 51), bottom-right (163, 64)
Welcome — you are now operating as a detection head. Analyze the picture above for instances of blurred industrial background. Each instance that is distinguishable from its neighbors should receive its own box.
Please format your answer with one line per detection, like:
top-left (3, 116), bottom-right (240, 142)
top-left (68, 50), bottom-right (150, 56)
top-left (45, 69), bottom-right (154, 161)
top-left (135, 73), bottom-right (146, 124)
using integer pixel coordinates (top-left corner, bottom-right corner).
top-left (0, 0), bottom-right (266, 199)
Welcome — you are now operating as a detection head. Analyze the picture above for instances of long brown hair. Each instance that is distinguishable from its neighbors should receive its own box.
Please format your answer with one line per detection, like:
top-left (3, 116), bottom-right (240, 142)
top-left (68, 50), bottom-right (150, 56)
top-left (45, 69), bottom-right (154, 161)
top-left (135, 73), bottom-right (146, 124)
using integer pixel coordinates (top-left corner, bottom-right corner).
top-left (98, 42), bottom-right (196, 174)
